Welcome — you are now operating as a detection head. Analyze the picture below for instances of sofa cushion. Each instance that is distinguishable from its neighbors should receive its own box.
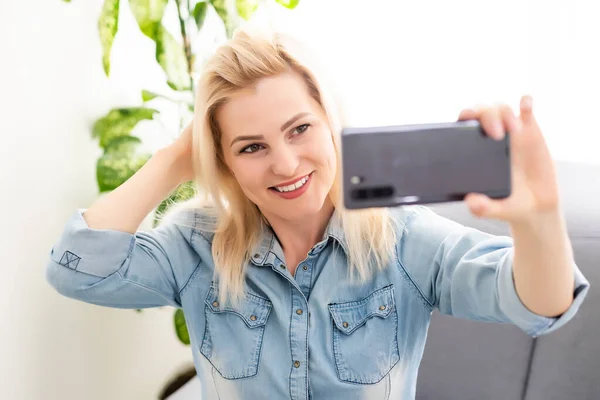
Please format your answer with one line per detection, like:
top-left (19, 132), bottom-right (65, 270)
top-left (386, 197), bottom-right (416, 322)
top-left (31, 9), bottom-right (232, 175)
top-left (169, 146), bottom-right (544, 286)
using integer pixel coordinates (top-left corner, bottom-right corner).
top-left (416, 311), bottom-right (533, 400)
top-left (524, 239), bottom-right (600, 400)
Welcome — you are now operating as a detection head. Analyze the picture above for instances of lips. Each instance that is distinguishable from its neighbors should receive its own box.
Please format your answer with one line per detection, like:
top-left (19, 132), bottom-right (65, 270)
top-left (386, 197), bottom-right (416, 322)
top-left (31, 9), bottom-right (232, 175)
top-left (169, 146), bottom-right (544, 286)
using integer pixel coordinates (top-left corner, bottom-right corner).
top-left (270, 172), bottom-right (312, 190)
top-left (269, 171), bottom-right (313, 199)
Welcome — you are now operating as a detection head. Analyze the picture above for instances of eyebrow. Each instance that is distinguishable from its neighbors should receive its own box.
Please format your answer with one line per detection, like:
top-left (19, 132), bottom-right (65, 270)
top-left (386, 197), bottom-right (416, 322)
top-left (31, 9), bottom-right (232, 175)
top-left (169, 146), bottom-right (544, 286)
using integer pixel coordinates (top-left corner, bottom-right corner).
top-left (229, 112), bottom-right (312, 148)
top-left (280, 112), bottom-right (310, 132)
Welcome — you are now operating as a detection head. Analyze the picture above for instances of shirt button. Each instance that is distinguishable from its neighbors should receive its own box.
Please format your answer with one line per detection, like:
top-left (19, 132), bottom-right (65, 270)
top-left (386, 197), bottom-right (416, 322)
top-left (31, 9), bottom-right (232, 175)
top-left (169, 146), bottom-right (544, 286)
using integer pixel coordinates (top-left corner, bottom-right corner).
top-left (293, 360), bottom-right (301, 368)
top-left (296, 309), bottom-right (303, 315)
top-left (379, 305), bottom-right (386, 311)
top-left (280, 264), bottom-right (286, 269)
top-left (302, 265), bottom-right (308, 271)
top-left (342, 322), bottom-right (349, 328)
top-left (250, 315), bottom-right (257, 321)
top-left (253, 253), bottom-right (260, 259)
top-left (212, 301), bottom-right (219, 307)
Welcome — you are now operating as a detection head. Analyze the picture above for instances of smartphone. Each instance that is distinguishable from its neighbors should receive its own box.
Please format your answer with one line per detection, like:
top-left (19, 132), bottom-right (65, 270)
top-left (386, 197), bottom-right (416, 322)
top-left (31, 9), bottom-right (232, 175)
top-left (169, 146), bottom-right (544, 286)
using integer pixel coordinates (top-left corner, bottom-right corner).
top-left (341, 119), bottom-right (511, 209)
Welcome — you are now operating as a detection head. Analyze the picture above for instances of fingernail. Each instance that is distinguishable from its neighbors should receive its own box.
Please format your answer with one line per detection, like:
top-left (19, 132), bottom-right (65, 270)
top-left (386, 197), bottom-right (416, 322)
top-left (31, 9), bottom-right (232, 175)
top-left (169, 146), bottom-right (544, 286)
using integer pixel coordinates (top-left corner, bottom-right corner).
top-left (521, 96), bottom-right (533, 110)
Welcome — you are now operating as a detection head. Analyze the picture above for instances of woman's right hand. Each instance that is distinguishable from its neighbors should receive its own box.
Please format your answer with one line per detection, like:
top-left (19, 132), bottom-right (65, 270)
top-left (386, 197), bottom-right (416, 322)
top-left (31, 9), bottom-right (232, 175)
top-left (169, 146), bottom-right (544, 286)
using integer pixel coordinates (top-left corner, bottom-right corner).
top-left (165, 121), bottom-right (195, 184)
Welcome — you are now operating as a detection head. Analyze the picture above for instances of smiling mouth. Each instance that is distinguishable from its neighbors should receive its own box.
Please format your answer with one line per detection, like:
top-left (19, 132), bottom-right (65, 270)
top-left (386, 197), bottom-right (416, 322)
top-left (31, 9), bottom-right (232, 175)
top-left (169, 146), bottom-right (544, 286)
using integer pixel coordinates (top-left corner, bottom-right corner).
top-left (269, 172), bottom-right (313, 193)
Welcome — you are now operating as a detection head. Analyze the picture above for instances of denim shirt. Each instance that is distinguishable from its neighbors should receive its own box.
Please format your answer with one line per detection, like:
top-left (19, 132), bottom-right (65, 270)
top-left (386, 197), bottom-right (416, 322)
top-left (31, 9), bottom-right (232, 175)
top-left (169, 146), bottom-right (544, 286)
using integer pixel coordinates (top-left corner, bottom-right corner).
top-left (46, 205), bottom-right (590, 400)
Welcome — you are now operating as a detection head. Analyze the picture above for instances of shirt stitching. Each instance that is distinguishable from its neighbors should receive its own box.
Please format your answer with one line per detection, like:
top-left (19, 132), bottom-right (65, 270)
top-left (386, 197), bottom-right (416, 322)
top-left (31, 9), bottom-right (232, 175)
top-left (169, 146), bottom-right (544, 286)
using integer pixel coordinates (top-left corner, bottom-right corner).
top-left (395, 258), bottom-right (434, 312)
top-left (178, 211), bottom-right (205, 297)
top-left (394, 214), bottom-right (434, 311)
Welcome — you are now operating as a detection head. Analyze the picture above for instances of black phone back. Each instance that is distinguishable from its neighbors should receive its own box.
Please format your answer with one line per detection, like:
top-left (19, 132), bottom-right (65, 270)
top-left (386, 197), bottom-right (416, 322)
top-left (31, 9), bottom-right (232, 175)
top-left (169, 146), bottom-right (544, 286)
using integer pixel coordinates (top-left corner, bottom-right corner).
top-left (341, 120), bottom-right (511, 209)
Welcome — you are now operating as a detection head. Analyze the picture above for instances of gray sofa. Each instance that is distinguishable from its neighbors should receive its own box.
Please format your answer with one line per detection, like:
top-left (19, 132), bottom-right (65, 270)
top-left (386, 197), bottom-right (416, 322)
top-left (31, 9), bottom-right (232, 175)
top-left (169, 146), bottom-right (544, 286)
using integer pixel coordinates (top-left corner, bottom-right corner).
top-left (416, 160), bottom-right (600, 400)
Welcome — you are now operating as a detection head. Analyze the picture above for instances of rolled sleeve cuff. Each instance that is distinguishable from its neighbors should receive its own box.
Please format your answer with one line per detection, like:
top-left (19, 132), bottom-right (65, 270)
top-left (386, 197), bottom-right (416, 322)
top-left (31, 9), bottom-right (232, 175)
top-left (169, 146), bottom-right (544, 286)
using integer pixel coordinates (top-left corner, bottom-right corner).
top-left (50, 208), bottom-right (135, 278)
top-left (497, 249), bottom-right (590, 338)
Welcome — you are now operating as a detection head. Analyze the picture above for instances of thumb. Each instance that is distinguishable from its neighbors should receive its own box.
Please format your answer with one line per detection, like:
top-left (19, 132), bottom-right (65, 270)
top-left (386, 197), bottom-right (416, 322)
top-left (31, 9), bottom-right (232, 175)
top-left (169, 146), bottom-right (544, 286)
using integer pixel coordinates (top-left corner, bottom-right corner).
top-left (464, 193), bottom-right (510, 220)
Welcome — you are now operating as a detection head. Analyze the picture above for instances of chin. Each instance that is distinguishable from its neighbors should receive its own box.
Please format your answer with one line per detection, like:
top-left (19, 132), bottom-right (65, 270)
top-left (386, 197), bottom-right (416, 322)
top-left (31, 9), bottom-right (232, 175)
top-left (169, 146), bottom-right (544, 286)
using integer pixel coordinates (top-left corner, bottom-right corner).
top-left (268, 195), bottom-right (327, 221)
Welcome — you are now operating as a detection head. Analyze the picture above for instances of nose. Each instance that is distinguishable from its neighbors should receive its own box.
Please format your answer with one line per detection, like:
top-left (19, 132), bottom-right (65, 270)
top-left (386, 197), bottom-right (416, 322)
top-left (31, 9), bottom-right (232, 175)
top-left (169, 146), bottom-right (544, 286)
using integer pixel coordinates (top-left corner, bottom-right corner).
top-left (270, 143), bottom-right (300, 178)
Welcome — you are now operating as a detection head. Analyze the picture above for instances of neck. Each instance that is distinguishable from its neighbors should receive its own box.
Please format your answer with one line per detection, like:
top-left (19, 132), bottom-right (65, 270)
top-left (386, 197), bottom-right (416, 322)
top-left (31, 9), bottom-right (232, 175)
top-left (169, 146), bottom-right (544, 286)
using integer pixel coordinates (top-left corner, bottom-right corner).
top-left (262, 199), bottom-right (335, 261)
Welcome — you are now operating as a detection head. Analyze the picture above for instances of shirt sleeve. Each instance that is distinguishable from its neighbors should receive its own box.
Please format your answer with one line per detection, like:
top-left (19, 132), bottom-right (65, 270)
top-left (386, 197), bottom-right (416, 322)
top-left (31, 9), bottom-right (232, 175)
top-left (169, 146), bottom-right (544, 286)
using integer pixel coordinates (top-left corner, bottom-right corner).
top-left (45, 208), bottom-right (201, 309)
top-left (395, 205), bottom-right (590, 337)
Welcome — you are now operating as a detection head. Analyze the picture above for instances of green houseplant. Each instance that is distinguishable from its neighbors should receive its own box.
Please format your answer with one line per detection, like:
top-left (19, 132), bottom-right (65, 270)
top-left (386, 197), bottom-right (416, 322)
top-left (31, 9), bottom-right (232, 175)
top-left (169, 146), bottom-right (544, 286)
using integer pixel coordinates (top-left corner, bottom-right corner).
top-left (62, 0), bottom-right (300, 348)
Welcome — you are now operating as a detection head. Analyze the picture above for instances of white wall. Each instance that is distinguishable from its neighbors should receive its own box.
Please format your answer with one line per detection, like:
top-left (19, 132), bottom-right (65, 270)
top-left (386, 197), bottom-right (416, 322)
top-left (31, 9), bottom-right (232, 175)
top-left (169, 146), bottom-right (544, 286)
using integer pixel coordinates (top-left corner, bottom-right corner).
top-left (1, 0), bottom-right (599, 399)
top-left (259, 0), bottom-right (600, 165)
top-left (1, 1), bottom-right (193, 400)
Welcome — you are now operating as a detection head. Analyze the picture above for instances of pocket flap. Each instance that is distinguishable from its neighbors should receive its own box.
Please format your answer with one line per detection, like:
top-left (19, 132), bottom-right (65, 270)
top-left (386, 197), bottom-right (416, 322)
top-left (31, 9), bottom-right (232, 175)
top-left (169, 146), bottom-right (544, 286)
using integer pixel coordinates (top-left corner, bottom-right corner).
top-left (328, 284), bottom-right (395, 335)
top-left (205, 286), bottom-right (272, 328)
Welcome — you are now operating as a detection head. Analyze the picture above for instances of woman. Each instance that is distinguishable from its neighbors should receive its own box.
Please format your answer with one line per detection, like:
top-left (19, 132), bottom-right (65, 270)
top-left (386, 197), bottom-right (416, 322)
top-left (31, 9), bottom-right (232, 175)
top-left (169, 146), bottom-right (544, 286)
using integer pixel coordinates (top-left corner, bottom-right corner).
top-left (46, 29), bottom-right (589, 400)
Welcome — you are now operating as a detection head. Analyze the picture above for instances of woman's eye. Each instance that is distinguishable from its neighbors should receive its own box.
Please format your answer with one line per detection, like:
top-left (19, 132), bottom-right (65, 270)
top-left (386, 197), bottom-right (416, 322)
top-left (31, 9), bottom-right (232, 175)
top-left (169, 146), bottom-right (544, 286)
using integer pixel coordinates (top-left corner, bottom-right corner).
top-left (292, 124), bottom-right (310, 135)
top-left (241, 144), bottom-right (263, 154)
top-left (239, 125), bottom-right (309, 154)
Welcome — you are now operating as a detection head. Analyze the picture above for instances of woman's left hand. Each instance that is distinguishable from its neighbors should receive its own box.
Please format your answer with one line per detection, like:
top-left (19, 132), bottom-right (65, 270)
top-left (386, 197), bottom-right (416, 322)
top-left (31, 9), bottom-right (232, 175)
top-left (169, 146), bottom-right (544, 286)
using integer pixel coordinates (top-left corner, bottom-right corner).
top-left (458, 95), bottom-right (561, 224)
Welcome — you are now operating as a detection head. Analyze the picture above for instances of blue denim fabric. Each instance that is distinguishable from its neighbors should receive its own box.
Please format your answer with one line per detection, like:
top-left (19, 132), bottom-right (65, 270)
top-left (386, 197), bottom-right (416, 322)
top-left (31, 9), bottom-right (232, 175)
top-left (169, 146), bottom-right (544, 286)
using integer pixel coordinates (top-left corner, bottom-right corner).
top-left (46, 205), bottom-right (590, 400)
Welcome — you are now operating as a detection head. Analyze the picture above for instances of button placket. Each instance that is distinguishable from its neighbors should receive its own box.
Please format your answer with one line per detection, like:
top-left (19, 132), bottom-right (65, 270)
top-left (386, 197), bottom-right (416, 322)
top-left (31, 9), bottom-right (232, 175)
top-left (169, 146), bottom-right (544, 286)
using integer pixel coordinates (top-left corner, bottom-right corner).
top-left (295, 258), bottom-right (314, 300)
top-left (289, 287), bottom-right (309, 400)
top-left (267, 251), bottom-right (312, 399)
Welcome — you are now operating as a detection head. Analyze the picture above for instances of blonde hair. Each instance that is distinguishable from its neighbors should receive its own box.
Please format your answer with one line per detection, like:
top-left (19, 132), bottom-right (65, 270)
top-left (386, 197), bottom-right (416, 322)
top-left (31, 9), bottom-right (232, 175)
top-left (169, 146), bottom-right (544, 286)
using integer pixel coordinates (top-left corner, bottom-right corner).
top-left (160, 28), bottom-right (400, 305)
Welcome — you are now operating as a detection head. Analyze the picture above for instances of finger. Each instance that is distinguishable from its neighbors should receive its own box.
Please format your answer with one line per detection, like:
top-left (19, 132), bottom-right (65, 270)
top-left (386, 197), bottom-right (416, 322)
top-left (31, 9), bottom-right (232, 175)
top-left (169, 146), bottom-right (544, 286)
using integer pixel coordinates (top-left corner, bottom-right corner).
top-left (498, 104), bottom-right (522, 137)
top-left (464, 192), bottom-right (511, 220)
top-left (518, 95), bottom-right (545, 141)
top-left (458, 103), bottom-right (488, 120)
top-left (457, 108), bottom-right (478, 121)
top-left (520, 95), bottom-right (534, 122)
top-left (479, 107), bottom-right (505, 140)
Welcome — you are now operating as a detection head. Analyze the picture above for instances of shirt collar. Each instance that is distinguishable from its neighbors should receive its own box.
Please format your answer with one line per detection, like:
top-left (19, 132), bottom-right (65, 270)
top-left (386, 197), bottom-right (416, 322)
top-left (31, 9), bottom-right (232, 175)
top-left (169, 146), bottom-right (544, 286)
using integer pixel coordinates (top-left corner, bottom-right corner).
top-left (250, 209), bottom-right (348, 266)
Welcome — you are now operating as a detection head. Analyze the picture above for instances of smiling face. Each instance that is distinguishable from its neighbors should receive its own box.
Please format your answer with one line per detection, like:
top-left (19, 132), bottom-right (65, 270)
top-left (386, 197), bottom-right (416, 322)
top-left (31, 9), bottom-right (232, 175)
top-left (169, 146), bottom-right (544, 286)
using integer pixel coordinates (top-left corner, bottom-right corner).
top-left (218, 71), bottom-right (337, 223)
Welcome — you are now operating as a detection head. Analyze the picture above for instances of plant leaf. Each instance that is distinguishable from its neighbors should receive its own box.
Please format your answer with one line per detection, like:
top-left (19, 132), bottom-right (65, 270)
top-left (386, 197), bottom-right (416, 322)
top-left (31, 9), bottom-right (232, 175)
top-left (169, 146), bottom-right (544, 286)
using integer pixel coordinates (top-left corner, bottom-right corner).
top-left (92, 107), bottom-right (158, 149)
top-left (128, 0), bottom-right (168, 39)
top-left (96, 136), bottom-right (152, 192)
top-left (174, 309), bottom-right (191, 345)
top-left (103, 134), bottom-right (143, 153)
top-left (155, 25), bottom-right (191, 91)
top-left (209, 0), bottom-right (238, 38)
top-left (236, 0), bottom-right (259, 20)
top-left (192, 1), bottom-right (208, 30)
top-left (141, 89), bottom-right (160, 101)
top-left (98, 0), bottom-right (120, 76)
top-left (153, 181), bottom-right (197, 228)
top-left (128, 1), bottom-right (189, 90)
top-left (274, 0), bottom-right (299, 9)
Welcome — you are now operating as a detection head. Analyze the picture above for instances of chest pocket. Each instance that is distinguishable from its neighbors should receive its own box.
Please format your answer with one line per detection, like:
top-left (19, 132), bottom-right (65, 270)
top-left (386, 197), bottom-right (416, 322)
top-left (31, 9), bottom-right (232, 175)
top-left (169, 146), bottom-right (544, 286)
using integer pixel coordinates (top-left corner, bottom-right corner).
top-left (328, 284), bottom-right (400, 384)
top-left (200, 285), bottom-right (272, 379)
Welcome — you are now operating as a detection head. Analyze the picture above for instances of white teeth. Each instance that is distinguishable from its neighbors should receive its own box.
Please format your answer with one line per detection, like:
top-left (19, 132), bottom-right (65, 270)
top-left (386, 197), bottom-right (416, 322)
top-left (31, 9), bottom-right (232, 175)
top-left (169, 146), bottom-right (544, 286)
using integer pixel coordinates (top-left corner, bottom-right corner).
top-left (275, 175), bottom-right (309, 192)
